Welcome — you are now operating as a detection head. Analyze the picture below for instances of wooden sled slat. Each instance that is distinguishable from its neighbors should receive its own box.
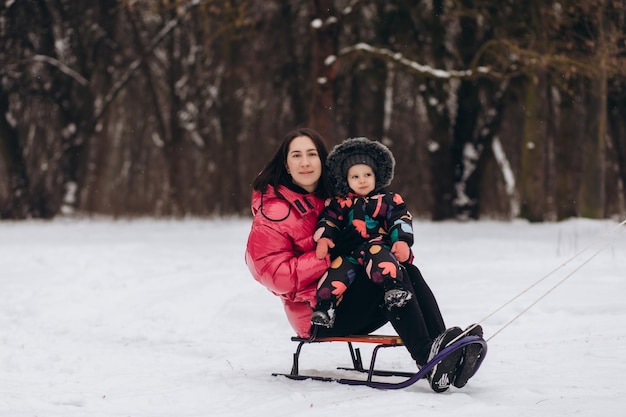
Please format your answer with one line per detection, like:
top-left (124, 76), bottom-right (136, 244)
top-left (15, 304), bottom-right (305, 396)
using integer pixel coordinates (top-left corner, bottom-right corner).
top-left (291, 334), bottom-right (403, 345)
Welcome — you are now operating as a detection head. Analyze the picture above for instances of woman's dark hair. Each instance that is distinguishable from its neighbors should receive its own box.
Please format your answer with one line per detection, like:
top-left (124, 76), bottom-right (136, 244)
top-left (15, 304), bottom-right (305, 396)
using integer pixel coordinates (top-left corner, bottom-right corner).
top-left (252, 127), bottom-right (331, 200)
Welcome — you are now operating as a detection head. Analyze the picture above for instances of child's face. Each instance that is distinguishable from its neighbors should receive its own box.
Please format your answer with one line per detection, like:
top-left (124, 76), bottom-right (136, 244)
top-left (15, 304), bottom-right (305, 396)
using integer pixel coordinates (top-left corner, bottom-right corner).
top-left (347, 164), bottom-right (376, 196)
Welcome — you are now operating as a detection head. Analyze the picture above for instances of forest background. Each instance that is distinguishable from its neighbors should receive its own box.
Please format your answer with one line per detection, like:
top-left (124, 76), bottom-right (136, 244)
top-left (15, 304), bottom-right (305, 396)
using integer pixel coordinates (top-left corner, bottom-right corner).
top-left (1, 0), bottom-right (625, 222)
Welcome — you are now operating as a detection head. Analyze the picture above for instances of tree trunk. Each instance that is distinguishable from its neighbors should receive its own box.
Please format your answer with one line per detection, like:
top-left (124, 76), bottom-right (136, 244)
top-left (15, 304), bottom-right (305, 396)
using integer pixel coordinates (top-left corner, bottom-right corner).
top-left (519, 73), bottom-right (548, 222)
top-left (309, 0), bottom-right (338, 138)
top-left (0, 92), bottom-right (33, 219)
top-left (580, 7), bottom-right (608, 219)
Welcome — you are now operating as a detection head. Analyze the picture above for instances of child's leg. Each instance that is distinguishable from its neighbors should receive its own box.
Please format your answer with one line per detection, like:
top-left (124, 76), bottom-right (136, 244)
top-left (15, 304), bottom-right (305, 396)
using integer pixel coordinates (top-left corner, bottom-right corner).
top-left (362, 244), bottom-right (411, 308)
top-left (312, 256), bottom-right (358, 327)
top-left (361, 243), bottom-right (405, 288)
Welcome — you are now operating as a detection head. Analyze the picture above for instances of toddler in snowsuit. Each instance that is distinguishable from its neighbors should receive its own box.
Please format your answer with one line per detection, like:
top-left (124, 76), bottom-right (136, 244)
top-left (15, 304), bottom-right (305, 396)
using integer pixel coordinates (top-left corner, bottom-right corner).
top-left (312, 137), bottom-right (414, 328)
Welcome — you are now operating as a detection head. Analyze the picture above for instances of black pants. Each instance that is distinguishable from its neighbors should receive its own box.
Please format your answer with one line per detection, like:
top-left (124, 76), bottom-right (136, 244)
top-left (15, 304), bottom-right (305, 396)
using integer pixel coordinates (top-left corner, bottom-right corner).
top-left (315, 264), bottom-right (446, 365)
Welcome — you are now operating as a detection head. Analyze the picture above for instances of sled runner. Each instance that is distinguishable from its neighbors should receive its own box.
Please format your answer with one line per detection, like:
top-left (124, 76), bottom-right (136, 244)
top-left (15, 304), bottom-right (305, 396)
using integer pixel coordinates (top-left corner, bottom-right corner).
top-left (272, 333), bottom-right (487, 390)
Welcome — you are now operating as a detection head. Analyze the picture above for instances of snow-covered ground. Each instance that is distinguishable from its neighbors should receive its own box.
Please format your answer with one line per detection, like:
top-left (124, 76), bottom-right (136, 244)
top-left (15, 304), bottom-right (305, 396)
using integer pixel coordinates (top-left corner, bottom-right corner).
top-left (1, 218), bottom-right (625, 417)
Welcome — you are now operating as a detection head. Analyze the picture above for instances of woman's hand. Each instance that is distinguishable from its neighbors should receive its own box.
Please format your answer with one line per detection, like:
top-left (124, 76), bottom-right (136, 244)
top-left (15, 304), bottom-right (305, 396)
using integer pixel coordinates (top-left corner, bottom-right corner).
top-left (316, 237), bottom-right (335, 259)
top-left (391, 241), bottom-right (410, 263)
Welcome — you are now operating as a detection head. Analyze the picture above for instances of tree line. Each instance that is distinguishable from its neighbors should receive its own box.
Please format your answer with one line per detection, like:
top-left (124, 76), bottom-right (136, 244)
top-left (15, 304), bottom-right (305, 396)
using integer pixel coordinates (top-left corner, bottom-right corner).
top-left (1, 0), bottom-right (625, 221)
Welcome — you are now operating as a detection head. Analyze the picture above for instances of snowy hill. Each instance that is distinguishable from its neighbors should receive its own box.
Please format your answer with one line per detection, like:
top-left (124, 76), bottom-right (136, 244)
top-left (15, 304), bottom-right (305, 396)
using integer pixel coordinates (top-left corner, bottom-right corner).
top-left (1, 218), bottom-right (625, 416)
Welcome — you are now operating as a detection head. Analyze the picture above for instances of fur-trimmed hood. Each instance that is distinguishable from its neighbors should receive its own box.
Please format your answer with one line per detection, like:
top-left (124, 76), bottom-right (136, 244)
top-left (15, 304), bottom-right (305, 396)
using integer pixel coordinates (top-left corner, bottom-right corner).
top-left (326, 137), bottom-right (395, 196)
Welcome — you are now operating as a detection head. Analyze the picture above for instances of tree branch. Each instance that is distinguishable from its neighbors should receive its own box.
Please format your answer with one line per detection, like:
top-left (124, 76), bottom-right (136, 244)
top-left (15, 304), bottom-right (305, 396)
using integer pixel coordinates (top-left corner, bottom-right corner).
top-left (31, 54), bottom-right (89, 86)
top-left (92, 0), bottom-right (206, 124)
top-left (335, 42), bottom-right (493, 80)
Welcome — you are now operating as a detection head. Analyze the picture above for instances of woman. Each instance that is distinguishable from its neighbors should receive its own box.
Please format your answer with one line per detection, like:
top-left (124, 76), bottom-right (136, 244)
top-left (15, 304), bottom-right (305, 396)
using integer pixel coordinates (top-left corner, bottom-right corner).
top-left (245, 128), bottom-right (482, 392)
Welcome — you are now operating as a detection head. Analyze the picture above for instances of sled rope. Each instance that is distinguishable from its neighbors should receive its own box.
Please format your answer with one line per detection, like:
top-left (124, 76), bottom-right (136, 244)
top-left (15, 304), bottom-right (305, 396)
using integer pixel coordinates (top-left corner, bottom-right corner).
top-left (454, 219), bottom-right (626, 344)
top-left (486, 241), bottom-right (611, 341)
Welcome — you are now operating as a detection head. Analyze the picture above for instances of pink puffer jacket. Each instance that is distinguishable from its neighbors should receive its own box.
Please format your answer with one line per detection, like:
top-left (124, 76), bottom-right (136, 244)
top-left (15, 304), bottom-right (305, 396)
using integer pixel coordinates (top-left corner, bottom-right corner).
top-left (245, 185), bottom-right (331, 338)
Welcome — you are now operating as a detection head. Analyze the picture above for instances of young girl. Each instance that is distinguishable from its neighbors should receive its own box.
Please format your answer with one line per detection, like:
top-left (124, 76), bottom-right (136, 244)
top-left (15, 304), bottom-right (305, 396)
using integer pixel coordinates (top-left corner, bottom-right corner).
top-left (311, 137), bottom-right (414, 328)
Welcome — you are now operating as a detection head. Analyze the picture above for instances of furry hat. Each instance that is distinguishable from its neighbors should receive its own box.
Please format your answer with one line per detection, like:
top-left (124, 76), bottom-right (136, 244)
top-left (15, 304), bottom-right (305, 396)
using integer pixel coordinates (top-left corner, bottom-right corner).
top-left (326, 137), bottom-right (395, 196)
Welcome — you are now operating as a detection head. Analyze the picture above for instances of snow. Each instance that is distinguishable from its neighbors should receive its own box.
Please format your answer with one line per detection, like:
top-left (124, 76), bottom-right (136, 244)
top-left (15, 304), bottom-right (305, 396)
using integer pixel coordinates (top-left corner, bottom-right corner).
top-left (491, 136), bottom-right (518, 215)
top-left (1, 218), bottom-right (625, 417)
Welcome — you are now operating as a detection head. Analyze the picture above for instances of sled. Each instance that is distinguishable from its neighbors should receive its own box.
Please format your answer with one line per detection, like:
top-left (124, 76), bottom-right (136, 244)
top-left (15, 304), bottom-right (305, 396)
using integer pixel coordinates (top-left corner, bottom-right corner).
top-left (272, 332), bottom-right (487, 390)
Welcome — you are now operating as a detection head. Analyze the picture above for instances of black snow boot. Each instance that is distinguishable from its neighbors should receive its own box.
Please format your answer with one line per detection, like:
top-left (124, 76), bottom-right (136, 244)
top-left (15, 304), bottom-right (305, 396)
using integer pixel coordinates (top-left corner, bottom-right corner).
top-left (453, 324), bottom-right (485, 388)
top-left (427, 326), bottom-right (463, 393)
top-left (383, 288), bottom-right (412, 310)
top-left (310, 307), bottom-right (335, 328)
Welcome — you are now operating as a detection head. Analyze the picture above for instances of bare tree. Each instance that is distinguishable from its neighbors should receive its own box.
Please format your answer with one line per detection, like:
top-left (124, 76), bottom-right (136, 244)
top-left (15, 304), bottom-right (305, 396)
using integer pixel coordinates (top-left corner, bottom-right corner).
top-left (1, 0), bottom-right (625, 221)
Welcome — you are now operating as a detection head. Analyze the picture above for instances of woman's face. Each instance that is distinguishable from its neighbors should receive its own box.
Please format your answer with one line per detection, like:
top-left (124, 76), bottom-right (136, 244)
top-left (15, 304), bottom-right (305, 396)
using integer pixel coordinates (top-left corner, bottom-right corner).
top-left (286, 135), bottom-right (323, 193)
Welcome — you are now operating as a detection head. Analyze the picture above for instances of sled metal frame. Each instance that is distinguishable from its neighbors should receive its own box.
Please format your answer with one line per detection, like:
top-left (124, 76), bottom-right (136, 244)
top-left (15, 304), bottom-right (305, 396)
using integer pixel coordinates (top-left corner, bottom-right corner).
top-left (272, 333), bottom-right (487, 390)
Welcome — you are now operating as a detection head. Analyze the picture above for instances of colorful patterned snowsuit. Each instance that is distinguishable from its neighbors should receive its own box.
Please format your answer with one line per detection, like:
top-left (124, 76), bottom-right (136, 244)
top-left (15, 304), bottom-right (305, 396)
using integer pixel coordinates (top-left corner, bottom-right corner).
top-left (313, 188), bottom-right (414, 310)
